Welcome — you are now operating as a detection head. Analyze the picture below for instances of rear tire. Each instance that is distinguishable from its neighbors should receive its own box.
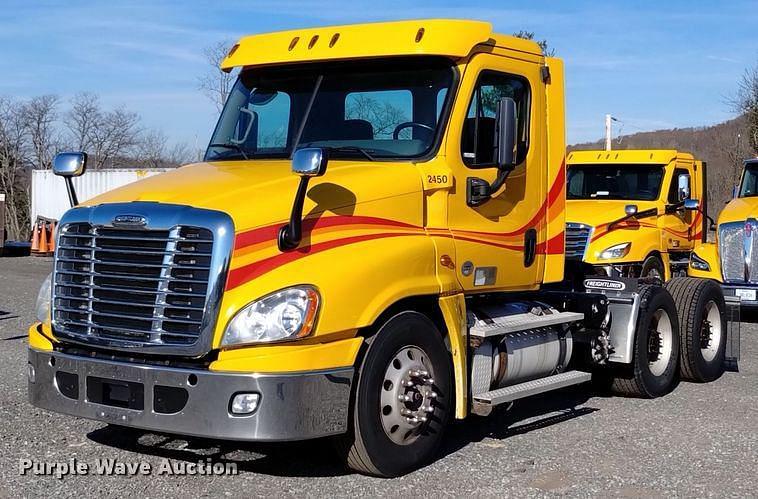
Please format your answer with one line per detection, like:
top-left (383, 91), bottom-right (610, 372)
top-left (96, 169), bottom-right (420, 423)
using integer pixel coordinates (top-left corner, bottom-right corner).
top-left (611, 285), bottom-right (680, 397)
top-left (640, 255), bottom-right (665, 280)
top-left (340, 311), bottom-right (453, 477)
top-left (664, 277), bottom-right (726, 382)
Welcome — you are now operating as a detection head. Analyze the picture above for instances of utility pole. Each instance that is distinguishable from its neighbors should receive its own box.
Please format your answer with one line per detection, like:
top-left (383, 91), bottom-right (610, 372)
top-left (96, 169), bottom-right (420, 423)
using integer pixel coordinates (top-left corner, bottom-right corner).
top-left (604, 114), bottom-right (617, 151)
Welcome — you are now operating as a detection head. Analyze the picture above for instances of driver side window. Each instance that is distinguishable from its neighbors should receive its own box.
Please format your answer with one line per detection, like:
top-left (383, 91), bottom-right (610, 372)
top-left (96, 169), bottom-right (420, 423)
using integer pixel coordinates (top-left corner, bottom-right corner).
top-left (461, 71), bottom-right (530, 167)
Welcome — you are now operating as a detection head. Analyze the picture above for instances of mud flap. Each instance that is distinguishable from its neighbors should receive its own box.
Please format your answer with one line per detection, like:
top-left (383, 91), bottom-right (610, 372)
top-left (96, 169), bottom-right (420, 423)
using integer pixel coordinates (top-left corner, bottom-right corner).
top-left (724, 295), bottom-right (741, 371)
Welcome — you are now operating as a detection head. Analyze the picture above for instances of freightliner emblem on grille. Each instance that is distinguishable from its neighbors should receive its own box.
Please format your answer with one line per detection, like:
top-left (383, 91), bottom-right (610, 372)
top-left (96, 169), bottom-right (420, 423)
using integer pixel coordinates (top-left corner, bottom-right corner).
top-left (112, 214), bottom-right (147, 227)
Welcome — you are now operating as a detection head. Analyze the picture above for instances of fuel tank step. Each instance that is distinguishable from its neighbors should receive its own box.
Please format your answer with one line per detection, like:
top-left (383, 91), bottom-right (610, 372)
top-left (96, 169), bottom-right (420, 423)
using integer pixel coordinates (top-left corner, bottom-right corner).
top-left (470, 310), bottom-right (584, 338)
top-left (471, 370), bottom-right (592, 415)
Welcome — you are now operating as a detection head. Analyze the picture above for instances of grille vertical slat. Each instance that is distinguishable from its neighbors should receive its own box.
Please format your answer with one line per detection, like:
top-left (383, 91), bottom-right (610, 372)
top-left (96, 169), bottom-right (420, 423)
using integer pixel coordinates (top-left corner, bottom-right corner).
top-left (53, 223), bottom-right (213, 347)
top-left (565, 223), bottom-right (592, 260)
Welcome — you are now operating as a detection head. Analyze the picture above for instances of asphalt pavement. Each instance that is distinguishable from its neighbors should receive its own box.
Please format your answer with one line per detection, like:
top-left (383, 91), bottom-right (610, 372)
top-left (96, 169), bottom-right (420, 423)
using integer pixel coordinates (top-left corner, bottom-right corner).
top-left (1, 256), bottom-right (756, 497)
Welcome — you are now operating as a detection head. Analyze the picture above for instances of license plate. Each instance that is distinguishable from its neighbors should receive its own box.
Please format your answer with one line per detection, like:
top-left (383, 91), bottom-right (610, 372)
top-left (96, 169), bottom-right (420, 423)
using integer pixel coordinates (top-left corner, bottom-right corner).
top-left (735, 288), bottom-right (756, 301)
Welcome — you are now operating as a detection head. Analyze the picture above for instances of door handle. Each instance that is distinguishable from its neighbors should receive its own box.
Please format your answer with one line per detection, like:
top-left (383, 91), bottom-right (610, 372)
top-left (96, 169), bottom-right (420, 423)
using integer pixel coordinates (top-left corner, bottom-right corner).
top-left (524, 228), bottom-right (537, 267)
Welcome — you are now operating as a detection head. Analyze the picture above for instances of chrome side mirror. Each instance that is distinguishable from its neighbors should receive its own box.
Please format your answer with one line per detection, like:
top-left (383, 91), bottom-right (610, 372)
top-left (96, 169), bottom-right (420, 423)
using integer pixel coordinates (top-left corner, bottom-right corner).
top-left (53, 152), bottom-right (87, 178)
top-left (53, 152), bottom-right (87, 207)
top-left (495, 97), bottom-right (518, 170)
top-left (280, 148), bottom-right (328, 251)
top-left (292, 147), bottom-right (328, 177)
top-left (683, 198), bottom-right (699, 211)
top-left (625, 204), bottom-right (638, 216)
top-left (677, 173), bottom-right (691, 201)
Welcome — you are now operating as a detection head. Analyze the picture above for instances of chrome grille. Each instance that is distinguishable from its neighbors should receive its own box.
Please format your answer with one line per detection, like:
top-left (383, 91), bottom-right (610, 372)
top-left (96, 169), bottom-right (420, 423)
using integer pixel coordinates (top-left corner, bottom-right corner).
top-left (565, 223), bottom-right (592, 260)
top-left (720, 222), bottom-right (745, 282)
top-left (51, 203), bottom-right (234, 356)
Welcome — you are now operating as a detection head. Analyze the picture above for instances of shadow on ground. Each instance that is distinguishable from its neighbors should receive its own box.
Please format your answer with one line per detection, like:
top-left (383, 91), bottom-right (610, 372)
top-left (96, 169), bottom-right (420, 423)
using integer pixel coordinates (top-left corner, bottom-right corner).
top-left (87, 385), bottom-right (598, 478)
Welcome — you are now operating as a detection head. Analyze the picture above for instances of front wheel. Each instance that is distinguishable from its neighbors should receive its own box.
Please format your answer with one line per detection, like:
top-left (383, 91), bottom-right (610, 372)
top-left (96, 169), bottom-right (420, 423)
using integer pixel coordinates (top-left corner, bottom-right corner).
top-left (340, 311), bottom-right (453, 477)
top-left (640, 255), bottom-right (665, 280)
top-left (611, 285), bottom-right (680, 397)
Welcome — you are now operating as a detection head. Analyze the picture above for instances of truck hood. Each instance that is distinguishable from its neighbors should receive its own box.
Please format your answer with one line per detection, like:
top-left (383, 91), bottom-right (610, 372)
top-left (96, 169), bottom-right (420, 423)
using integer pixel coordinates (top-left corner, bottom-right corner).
top-left (718, 197), bottom-right (758, 225)
top-left (566, 199), bottom-right (659, 229)
top-left (82, 159), bottom-right (425, 233)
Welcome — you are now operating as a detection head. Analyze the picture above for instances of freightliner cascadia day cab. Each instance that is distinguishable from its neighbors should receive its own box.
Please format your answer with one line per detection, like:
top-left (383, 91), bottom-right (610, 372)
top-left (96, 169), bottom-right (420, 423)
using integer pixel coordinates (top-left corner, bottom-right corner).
top-left (28, 20), bottom-right (737, 477)
top-left (565, 149), bottom-right (708, 281)
top-left (690, 158), bottom-right (758, 312)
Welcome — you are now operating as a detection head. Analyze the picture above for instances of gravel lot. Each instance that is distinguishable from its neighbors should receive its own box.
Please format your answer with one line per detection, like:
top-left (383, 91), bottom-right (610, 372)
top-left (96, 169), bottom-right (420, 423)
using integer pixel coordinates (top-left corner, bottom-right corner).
top-left (1, 256), bottom-right (756, 497)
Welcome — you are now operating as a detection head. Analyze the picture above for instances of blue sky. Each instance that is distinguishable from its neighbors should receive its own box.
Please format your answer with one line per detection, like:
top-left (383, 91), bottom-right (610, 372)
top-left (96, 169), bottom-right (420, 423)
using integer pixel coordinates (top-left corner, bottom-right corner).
top-left (1, 0), bottom-right (756, 147)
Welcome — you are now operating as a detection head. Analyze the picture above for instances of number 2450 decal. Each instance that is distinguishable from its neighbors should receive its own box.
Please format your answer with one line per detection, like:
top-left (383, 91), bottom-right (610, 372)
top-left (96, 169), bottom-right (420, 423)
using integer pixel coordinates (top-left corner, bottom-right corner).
top-left (427, 174), bottom-right (449, 184)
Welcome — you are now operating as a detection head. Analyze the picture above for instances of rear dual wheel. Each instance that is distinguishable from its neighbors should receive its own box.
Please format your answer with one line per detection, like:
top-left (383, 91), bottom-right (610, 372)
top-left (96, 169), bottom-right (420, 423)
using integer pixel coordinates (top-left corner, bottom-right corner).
top-left (611, 285), bottom-right (680, 397)
top-left (665, 277), bottom-right (726, 382)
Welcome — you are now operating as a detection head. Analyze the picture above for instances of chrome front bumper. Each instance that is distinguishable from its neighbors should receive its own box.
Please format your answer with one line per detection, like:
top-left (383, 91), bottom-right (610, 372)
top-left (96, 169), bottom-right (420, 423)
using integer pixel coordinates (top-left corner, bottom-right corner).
top-left (28, 348), bottom-right (353, 441)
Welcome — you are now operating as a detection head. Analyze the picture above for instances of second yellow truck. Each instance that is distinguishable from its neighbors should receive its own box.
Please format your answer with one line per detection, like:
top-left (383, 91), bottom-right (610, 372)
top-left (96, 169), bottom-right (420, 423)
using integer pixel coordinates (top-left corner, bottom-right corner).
top-left (566, 149), bottom-right (707, 281)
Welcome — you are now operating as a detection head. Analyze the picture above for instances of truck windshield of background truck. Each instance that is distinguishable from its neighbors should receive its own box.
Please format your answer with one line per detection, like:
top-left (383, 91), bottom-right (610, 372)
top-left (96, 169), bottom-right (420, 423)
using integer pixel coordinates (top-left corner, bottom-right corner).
top-left (738, 163), bottom-right (758, 197)
top-left (204, 57), bottom-right (455, 162)
top-left (567, 164), bottom-right (665, 201)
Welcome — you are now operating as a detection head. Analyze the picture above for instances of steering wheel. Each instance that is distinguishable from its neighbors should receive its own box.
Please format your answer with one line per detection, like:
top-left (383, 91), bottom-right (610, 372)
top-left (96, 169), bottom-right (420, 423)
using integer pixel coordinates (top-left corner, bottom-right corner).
top-left (392, 122), bottom-right (434, 140)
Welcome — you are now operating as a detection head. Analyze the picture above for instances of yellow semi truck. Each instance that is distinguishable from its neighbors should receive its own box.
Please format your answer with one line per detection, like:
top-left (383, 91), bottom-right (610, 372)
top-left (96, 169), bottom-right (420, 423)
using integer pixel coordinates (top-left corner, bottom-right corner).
top-left (27, 19), bottom-right (735, 477)
top-left (690, 158), bottom-right (758, 310)
top-left (565, 149), bottom-right (707, 281)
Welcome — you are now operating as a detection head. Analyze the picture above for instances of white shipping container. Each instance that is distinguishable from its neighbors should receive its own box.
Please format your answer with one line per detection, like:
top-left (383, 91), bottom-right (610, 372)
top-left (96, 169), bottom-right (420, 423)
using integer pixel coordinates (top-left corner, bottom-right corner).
top-left (31, 168), bottom-right (171, 224)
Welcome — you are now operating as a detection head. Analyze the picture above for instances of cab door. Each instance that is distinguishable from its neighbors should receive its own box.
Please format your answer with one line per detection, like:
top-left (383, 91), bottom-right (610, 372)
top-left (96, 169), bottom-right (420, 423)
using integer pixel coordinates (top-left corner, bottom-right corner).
top-left (662, 161), bottom-right (696, 251)
top-left (445, 53), bottom-right (546, 292)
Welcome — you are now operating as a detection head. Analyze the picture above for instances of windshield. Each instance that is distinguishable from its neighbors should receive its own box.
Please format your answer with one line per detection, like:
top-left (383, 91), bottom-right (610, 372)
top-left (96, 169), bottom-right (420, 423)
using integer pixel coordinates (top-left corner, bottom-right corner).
top-left (567, 164), bottom-right (665, 201)
top-left (204, 57), bottom-right (455, 162)
top-left (739, 164), bottom-right (758, 197)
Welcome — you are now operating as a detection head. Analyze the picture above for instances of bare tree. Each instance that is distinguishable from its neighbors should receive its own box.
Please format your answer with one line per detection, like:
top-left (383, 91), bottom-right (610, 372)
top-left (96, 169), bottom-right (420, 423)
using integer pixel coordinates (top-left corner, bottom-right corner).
top-left (24, 95), bottom-right (61, 169)
top-left (87, 107), bottom-right (141, 168)
top-left (0, 98), bottom-right (31, 239)
top-left (735, 62), bottom-right (758, 155)
top-left (67, 92), bottom-right (101, 152)
top-left (198, 40), bottom-right (237, 112)
top-left (513, 30), bottom-right (555, 57)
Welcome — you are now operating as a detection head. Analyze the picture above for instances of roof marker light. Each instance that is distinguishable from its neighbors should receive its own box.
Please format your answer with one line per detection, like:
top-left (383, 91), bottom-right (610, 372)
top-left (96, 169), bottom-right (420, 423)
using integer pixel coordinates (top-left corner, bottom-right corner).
top-left (415, 27), bottom-right (425, 43)
top-left (329, 33), bottom-right (340, 47)
top-left (288, 36), bottom-right (299, 51)
top-left (308, 35), bottom-right (319, 49)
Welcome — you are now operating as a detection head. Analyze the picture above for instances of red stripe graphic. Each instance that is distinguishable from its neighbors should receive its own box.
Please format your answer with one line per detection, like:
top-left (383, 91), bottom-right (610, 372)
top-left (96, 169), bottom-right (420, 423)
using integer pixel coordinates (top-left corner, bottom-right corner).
top-left (234, 215), bottom-right (417, 251)
top-left (227, 232), bottom-right (414, 290)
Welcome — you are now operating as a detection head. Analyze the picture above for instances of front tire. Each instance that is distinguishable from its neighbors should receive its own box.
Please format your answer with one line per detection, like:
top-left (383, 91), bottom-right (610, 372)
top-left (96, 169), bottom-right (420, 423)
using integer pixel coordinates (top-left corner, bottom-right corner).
top-left (664, 277), bottom-right (726, 382)
top-left (640, 255), bottom-right (665, 280)
top-left (611, 285), bottom-right (680, 397)
top-left (341, 311), bottom-right (453, 477)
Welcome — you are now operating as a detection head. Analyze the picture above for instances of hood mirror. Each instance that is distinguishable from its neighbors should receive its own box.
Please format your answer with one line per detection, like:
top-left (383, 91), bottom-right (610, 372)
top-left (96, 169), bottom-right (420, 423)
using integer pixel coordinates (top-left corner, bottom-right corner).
top-left (53, 152), bottom-right (87, 178)
top-left (683, 198), bottom-right (699, 211)
top-left (280, 148), bottom-right (329, 251)
top-left (292, 147), bottom-right (328, 177)
top-left (53, 152), bottom-right (87, 207)
top-left (624, 204), bottom-right (638, 216)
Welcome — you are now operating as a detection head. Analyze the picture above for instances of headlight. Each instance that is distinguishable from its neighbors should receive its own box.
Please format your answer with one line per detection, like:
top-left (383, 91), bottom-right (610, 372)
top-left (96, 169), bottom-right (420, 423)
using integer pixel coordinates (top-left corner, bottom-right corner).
top-left (690, 253), bottom-right (710, 271)
top-left (35, 273), bottom-right (52, 323)
top-left (222, 286), bottom-right (320, 346)
top-left (598, 242), bottom-right (631, 260)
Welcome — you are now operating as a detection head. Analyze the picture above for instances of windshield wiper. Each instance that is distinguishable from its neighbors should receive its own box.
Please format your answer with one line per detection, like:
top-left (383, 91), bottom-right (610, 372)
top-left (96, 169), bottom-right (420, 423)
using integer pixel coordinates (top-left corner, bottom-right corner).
top-left (208, 142), bottom-right (250, 160)
top-left (328, 146), bottom-right (376, 161)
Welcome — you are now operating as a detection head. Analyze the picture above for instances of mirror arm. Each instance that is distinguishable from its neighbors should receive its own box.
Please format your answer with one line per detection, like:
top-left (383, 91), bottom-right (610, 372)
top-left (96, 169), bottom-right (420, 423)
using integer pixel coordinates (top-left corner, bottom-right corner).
top-left (64, 177), bottom-right (79, 207)
top-left (278, 176), bottom-right (311, 251)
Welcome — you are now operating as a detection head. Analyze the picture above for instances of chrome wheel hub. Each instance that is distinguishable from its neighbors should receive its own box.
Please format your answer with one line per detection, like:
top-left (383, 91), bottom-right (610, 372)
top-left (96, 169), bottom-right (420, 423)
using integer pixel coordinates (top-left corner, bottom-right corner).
top-left (380, 346), bottom-right (437, 445)
top-left (648, 309), bottom-right (674, 376)
top-left (700, 300), bottom-right (722, 362)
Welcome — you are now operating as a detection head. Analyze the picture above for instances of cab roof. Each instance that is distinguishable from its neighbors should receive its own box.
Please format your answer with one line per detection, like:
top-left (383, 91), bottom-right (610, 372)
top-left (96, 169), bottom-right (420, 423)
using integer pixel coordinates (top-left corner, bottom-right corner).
top-left (220, 19), bottom-right (544, 70)
top-left (567, 149), bottom-right (695, 165)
